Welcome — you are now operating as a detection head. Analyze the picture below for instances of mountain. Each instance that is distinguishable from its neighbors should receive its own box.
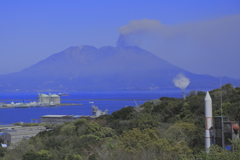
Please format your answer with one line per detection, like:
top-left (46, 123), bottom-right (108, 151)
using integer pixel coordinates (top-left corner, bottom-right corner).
top-left (0, 46), bottom-right (238, 92)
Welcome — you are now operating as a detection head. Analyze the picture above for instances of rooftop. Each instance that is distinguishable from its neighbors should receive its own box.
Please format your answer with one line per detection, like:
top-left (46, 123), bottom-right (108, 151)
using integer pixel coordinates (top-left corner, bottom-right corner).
top-left (6, 130), bottom-right (41, 136)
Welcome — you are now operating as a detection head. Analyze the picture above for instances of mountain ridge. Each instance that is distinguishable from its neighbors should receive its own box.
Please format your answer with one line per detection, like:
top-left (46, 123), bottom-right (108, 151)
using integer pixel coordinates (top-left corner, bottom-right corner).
top-left (0, 45), bottom-right (238, 92)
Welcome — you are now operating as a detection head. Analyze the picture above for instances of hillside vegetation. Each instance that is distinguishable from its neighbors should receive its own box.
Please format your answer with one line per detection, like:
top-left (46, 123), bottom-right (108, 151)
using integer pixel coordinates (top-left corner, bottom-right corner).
top-left (1, 84), bottom-right (240, 160)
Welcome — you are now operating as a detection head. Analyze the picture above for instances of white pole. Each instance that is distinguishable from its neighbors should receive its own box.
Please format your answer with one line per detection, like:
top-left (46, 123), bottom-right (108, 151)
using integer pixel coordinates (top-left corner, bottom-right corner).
top-left (205, 91), bottom-right (213, 152)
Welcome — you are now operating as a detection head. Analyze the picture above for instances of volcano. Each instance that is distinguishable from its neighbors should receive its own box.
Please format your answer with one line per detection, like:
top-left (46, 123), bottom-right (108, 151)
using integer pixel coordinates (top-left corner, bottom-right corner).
top-left (0, 46), bottom-right (237, 92)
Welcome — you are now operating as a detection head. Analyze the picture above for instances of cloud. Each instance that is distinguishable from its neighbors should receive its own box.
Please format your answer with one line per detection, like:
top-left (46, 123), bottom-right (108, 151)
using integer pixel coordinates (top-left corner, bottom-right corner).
top-left (116, 15), bottom-right (240, 79)
top-left (172, 73), bottom-right (190, 90)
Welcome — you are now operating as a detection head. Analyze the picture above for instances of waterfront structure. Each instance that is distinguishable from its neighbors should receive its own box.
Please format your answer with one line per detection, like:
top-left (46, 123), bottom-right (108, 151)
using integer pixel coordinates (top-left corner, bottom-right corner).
top-left (38, 93), bottom-right (60, 105)
top-left (58, 93), bottom-right (70, 96)
top-left (49, 94), bottom-right (60, 105)
top-left (0, 93), bottom-right (61, 108)
top-left (2, 102), bottom-right (38, 108)
top-left (38, 94), bottom-right (49, 104)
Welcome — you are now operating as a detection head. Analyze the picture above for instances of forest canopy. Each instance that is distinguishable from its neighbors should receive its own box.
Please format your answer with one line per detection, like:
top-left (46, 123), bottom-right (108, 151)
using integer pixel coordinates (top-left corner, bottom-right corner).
top-left (1, 83), bottom-right (240, 160)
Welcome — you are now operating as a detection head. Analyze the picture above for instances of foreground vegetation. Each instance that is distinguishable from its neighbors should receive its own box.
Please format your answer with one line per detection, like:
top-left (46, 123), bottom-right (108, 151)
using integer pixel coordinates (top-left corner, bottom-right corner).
top-left (0, 84), bottom-right (240, 160)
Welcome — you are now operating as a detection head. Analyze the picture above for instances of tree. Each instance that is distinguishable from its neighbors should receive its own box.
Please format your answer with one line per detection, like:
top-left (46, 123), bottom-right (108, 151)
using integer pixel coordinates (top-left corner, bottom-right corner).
top-left (111, 106), bottom-right (134, 120)
top-left (196, 141), bottom-right (240, 160)
top-left (0, 146), bottom-right (6, 157)
top-left (65, 153), bottom-right (82, 160)
top-left (0, 138), bottom-right (4, 144)
top-left (117, 128), bottom-right (157, 153)
top-left (37, 150), bottom-right (51, 160)
top-left (117, 128), bottom-right (193, 159)
top-left (166, 122), bottom-right (203, 153)
top-left (22, 150), bottom-right (37, 160)
top-left (130, 113), bottom-right (159, 130)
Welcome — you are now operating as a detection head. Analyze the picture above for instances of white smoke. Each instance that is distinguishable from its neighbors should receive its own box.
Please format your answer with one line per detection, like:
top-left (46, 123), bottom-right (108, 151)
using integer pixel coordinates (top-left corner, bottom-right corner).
top-left (116, 16), bottom-right (240, 79)
top-left (172, 73), bottom-right (190, 90)
top-left (117, 19), bottom-right (171, 47)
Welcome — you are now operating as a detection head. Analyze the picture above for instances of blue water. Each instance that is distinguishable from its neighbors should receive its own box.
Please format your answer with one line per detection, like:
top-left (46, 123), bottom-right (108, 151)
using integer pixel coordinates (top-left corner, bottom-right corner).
top-left (0, 90), bottom-right (183, 124)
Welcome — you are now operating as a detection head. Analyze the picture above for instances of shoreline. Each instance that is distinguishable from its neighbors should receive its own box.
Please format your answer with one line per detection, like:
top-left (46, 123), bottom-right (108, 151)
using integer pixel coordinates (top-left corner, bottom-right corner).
top-left (0, 103), bottom-right (82, 109)
top-left (0, 98), bottom-right (148, 102)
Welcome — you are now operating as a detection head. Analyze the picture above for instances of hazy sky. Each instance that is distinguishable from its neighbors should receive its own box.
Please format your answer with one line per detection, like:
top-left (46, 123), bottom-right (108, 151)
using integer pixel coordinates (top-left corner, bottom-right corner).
top-left (1, 1), bottom-right (240, 79)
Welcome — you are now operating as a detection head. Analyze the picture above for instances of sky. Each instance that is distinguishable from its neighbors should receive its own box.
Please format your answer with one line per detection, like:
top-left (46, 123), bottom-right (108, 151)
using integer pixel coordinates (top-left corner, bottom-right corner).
top-left (0, 0), bottom-right (240, 79)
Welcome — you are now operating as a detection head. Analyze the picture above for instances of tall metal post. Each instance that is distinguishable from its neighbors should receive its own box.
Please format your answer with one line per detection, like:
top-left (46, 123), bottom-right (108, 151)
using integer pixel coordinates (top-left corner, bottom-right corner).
top-left (220, 77), bottom-right (224, 149)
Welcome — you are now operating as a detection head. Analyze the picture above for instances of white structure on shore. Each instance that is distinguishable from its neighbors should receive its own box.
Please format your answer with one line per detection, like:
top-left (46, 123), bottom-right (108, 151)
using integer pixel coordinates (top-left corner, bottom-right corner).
top-left (1, 93), bottom-right (61, 108)
top-left (38, 93), bottom-right (60, 105)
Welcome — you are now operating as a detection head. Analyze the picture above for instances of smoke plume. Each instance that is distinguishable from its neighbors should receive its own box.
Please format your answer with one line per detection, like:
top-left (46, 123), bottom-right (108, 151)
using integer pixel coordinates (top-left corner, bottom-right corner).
top-left (116, 16), bottom-right (240, 79)
top-left (172, 73), bottom-right (190, 90)
top-left (117, 19), bottom-right (171, 47)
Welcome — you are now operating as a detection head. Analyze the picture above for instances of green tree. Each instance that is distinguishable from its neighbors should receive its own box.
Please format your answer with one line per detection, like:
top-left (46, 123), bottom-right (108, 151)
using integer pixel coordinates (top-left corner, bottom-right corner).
top-left (37, 150), bottom-right (51, 160)
top-left (196, 141), bottom-right (240, 160)
top-left (117, 128), bottom-right (157, 153)
top-left (22, 150), bottom-right (37, 160)
top-left (166, 122), bottom-right (203, 153)
top-left (0, 146), bottom-right (6, 157)
top-left (0, 138), bottom-right (4, 144)
top-left (117, 128), bottom-right (194, 159)
top-left (111, 106), bottom-right (134, 120)
top-left (130, 113), bottom-right (159, 130)
top-left (65, 153), bottom-right (82, 160)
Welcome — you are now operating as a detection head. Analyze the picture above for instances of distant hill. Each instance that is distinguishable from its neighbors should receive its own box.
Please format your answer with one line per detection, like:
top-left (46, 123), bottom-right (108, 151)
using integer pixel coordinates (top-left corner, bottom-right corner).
top-left (0, 46), bottom-right (238, 92)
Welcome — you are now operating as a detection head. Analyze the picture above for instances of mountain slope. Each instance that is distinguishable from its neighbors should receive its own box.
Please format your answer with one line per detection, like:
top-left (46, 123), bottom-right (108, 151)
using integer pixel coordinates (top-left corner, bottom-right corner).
top-left (0, 46), bottom-right (238, 92)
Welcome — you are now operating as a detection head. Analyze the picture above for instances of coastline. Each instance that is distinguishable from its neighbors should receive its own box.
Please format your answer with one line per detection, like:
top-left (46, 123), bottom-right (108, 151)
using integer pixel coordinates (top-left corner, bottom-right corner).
top-left (0, 103), bottom-right (82, 109)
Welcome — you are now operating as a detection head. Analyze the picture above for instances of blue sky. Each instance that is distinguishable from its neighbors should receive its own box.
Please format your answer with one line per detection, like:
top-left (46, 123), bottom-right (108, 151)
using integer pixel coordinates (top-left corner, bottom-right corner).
top-left (0, 0), bottom-right (240, 79)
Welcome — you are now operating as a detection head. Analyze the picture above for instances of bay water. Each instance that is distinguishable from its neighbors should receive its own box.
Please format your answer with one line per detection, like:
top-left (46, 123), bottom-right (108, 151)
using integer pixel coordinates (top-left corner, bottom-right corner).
top-left (0, 90), bottom-right (184, 124)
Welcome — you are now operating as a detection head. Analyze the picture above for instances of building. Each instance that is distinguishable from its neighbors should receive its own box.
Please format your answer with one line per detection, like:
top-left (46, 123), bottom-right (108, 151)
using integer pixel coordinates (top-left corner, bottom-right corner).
top-left (41, 106), bottom-right (107, 125)
top-left (38, 93), bottom-right (60, 105)
top-left (0, 126), bottom-right (46, 146)
top-left (41, 115), bottom-right (93, 125)
top-left (213, 116), bottom-right (239, 151)
top-left (204, 92), bottom-right (239, 151)
top-left (1, 93), bottom-right (60, 108)
top-left (49, 94), bottom-right (60, 105)
top-left (0, 131), bottom-right (40, 145)
top-left (38, 94), bottom-right (49, 104)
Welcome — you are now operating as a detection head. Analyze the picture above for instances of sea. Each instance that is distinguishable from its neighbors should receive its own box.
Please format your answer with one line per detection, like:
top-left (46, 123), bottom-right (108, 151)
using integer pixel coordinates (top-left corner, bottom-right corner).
top-left (0, 90), bottom-right (196, 124)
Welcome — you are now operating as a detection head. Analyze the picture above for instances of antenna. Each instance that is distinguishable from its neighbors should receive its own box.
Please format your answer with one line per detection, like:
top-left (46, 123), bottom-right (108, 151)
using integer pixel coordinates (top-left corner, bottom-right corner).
top-left (134, 99), bottom-right (139, 108)
top-left (220, 77), bottom-right (224, 149)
